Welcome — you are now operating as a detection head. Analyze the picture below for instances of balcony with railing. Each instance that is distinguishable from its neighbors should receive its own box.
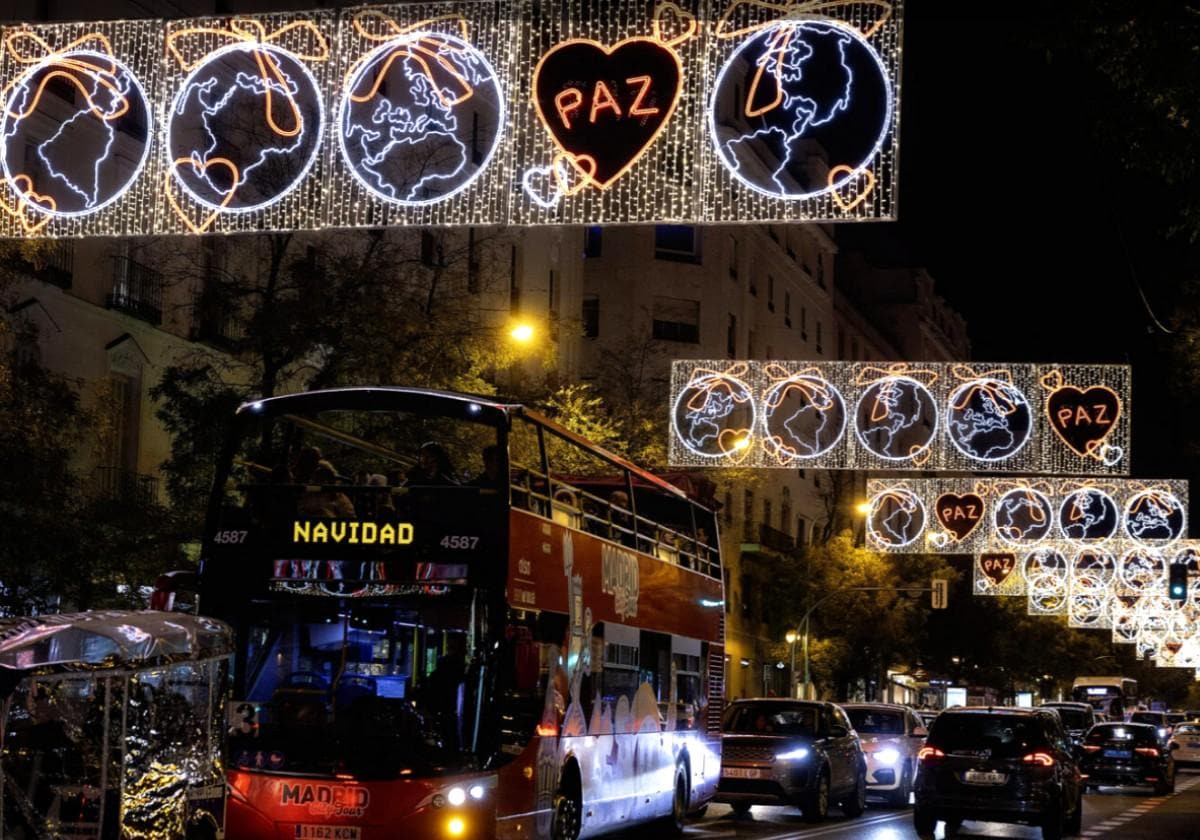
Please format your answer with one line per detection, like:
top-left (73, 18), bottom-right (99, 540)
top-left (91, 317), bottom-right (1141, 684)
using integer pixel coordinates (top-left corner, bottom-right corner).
top-left (107, 256), bottom-right (163, 325)
top-left (94, 467), bottom-right (159, 506)
top-left (192, 285), bottom-right (247, 348)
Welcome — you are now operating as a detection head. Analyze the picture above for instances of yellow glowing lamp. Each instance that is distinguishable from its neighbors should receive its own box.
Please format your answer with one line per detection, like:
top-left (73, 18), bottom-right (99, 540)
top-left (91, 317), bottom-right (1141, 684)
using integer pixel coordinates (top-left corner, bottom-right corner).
top-left (855, 501), bottom-right (873, 516)
top-left (510, 323), bottom-right (535, 343)
top-left (447, 817), bottom-right (466, 837)
top-left (732, 436), bottom-right (751, 451)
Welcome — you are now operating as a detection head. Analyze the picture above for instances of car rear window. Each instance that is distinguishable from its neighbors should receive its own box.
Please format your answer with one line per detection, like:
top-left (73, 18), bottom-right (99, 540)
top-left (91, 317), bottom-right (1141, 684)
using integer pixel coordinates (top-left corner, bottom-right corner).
top-left (1043, 707), bottom-right (1090, 730)
top-left (1130, 713), bottom-right (1163, 726)
top-left (928, 713), bottom-right (1049, 758)
top-left (1175, 724), bottom-right (1200, 735)
top-left (724, 704), bottom-right (819, 736)
top-left (846, 708), bottom-right (904, 735)
top-left (1085, 725), bottom-right (1157, 745)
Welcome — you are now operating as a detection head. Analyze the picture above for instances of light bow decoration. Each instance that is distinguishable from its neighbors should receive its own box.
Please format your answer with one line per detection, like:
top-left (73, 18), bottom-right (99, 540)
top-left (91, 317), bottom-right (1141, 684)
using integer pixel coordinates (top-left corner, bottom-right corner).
top-left (0, 22), bottom-right (159, 238)
top-left (0, 1), bottom-right (903, 237)
top-left (669, 360), bottom-right (1132, 474)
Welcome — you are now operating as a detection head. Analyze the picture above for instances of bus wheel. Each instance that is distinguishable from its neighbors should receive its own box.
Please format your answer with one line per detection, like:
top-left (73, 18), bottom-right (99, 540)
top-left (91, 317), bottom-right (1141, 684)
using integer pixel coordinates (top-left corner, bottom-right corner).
top-left (551, 771), bottom-right (582, 840)
top-left (663, 766), bottom-right (689, 834)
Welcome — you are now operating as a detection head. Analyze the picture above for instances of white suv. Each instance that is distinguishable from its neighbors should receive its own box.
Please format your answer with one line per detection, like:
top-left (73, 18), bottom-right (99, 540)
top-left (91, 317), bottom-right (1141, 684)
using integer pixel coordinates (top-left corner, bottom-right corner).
top-left (842, 703), bottom-right (927, 807)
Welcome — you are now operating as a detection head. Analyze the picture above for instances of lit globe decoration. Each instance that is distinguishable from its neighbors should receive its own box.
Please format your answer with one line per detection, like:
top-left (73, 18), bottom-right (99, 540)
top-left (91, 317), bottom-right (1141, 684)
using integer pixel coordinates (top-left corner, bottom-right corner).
top-left (853, 376), bottom-right (938, 461)
top-left (761, 372), bottom-right (847, 462)
top-left (1067, 551), bottom-right (1115, 629)
top-left (1059, 488), bottom-right (1119, 544)
top-left (338, 30), bottom-right (504, 205)
top-left (866, 488), bottom-right (925, 549)
top-left (1024, 548), bottom-right (1068, 614)
top-left (1, 49), bottom-right (152, 219)
top-left (709, 19), bottom-right (891, 200)
top-left (993, 487), bottom-right (1054, 545)
top-left (672, 370), bottom-right (756, 460)
top-left (1123, 489), bottom-right (1186, 546)
top-left (167, 42), bottom-right (323, 212)
top-left (1117, 550), bottom-right (1165, 595)
top-left (945, 378), bottom-right (1032, 462)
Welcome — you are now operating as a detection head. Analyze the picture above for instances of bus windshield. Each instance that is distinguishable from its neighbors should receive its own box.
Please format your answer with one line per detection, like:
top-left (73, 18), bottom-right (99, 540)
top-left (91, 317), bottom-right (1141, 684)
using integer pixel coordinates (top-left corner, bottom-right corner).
top-left (229, 592), bottom-right (491, 779)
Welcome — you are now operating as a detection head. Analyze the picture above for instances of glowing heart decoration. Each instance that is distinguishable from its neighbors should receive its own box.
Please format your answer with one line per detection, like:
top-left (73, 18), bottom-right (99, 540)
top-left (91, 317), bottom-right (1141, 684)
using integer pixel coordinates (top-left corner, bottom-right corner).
top-left (164, 157), bottom-right (241, 234)
top-left (979, 553), bottom-right (1016, 586)
top-left (934, 492), bottom-right (985, 542)
top-left (1042, 375), bottom-right (1122, 462)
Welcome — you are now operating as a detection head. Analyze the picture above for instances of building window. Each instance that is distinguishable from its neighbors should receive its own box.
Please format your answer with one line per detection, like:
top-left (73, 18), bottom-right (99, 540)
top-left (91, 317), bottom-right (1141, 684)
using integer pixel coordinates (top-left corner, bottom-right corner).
top-left (584, 226), bottom-right (602, 258)
top-left (781, 487), bottom-right (792, 534)
top-left (817, 252), bottom-right (826, 288)
top-left (767, 274), bottom-right (775, 311)
top-left (723, 489), bottom-right (733, 524)
top-left (743, 488), bottom-right (754, 525)
top-left (509, 245), bottom-right (520, 312)
top-left (582, 295), bottom-right (599, 338)
top-left (800, 305), bottom-right (807, 340)
top-left (651, 296), bottom-right (700, 343)
top-left (816, 321), bottom-right (823, 354)
top-left (763, 499), bottom-right (772, 534)
top-left (654, 225), bottom-right (701, 263)
top-left (109, 255), bottom-right (163, 326)
top-left (548, 269), bottom-right (558, 317)
top-left (784, 291), bottom-right (791, 327)
top-left (726, 314), bottom-right (737, 357)
top-left (728, 235), bottom-right (738, 280)
top-left (797, 517), bottom-right (808, 547)
top-left (420, 230), bottom-right (441, 266)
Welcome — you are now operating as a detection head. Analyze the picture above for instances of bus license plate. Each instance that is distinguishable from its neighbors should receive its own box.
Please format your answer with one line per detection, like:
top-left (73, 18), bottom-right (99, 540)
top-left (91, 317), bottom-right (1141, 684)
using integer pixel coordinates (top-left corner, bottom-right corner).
top-left (963, 771), bottom-right (1007, 785)
top-left (295, 826), bottom-right (360, 840)
top-left (723, 767), bottom-right (766, 779)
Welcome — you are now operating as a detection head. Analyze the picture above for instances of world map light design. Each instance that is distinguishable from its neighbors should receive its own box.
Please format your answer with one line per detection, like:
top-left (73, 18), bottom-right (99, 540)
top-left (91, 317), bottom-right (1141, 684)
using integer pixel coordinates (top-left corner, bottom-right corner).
top-left (0, 1), bottom-right (903, 237)
top-left (669, 361), bottom-right (1133, 474)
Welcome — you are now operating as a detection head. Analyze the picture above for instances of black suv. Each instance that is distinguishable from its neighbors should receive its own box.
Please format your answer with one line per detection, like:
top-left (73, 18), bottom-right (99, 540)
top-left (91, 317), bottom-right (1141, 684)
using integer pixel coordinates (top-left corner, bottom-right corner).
top-left (913, 707), bottom-right (1083, 839)
top-left (1080, 722), bottom-right (1177, 794)
top-left (716, 699), bottom-right (867, 822)
top-left (1038, 702), bottom-right (1096, 747)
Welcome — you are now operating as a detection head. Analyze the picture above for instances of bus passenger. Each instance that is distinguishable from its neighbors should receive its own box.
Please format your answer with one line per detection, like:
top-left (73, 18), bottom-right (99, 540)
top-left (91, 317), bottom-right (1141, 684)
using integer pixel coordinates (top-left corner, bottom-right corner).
top-left (469, 445), bottom-right (505, 490)
top-left (609, 491), bottom-right (636, 547)
top-left (405, 442), bottom-right (459, 486)
top-left (297, 461), bottom-right (356, 519)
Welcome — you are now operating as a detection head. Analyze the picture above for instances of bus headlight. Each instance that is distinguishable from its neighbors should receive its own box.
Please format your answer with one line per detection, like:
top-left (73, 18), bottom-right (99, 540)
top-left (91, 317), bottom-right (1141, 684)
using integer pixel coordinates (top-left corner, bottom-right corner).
top-left (447, 787), bottom-right (467, 807)
top-left (469, 784), bottom-right (486, 800)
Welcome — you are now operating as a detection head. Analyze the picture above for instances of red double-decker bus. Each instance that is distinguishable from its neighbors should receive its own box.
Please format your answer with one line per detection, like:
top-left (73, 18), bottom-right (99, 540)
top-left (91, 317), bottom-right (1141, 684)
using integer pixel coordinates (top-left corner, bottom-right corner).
top-left (199, 387), bottom-right (725, 839)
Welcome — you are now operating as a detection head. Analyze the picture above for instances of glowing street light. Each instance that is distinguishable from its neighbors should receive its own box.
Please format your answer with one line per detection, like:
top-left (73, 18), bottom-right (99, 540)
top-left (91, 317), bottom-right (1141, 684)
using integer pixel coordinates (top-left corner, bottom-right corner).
top-left (855, 500), bottom-right (872, 516)
top-left (509, 322), bottom-right (535, 343)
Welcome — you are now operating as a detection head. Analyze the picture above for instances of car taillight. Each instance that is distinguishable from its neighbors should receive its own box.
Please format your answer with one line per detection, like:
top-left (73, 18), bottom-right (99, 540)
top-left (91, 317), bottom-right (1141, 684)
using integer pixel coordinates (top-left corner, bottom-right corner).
top-left (1022, 752), bottom-right (1055, 767)
top-left (1082, 745), bottom-right (1101, 753)
top-left (1135, 747), bottom-right (1160, 757)
top-left (918, 746), bottom-right (945, 762)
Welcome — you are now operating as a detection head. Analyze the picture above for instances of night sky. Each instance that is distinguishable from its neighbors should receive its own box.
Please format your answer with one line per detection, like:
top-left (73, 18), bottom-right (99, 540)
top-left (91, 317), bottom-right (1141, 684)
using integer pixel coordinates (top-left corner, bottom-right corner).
top-left (840, 2), bottom-right (1192, 487)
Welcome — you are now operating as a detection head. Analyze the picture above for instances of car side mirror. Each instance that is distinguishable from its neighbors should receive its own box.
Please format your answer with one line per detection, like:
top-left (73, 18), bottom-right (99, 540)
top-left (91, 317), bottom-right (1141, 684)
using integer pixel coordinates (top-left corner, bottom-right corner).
top-left (828, 724), bottom-right (848, 739)
top-left (912, 725), bottom-right (928, 738)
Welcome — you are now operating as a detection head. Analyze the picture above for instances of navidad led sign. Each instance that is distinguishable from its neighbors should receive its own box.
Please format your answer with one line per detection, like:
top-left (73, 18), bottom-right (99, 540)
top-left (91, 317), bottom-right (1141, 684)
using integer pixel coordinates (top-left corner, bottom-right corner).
top-left (668, 360), bottom-right (1132, 474)
top-left (0, 0), bottom-right (902, 238)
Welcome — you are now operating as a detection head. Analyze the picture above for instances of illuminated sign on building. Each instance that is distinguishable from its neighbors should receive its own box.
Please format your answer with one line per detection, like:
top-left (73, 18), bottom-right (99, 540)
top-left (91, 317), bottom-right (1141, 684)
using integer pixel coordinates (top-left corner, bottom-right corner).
top-left (0, 0), bottom-right (902, 237)
top-left (669, 361), bottom-right (1132, 474)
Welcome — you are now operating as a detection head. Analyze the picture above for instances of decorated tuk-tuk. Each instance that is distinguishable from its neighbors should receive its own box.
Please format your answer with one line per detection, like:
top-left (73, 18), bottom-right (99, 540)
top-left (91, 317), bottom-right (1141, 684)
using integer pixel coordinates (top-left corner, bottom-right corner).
top-left (0, 610), bottom-right (232, 839)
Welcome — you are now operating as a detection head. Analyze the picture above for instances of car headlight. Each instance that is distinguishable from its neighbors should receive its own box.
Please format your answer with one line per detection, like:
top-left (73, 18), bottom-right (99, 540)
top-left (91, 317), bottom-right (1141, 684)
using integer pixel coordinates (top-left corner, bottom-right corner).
top-left (447, 787), bottom-right (467, 807)
top-left (777, 747), bottom-right (810, 761)
top-left (1159, 727), bottom-right (1169, 739)
top-left (875, 748), bottom-right (901, 767)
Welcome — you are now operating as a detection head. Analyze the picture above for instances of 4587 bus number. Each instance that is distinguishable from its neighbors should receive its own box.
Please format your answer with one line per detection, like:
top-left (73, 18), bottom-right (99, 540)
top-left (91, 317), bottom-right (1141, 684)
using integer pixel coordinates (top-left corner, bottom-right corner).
top-left (440, 535), bottom-right (479, 550)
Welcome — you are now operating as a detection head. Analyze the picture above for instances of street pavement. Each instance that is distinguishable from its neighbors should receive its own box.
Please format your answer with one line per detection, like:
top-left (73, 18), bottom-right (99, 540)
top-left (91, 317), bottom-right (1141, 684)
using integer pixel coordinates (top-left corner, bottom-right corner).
top-left (641, 769), bottom-right (1200, 839)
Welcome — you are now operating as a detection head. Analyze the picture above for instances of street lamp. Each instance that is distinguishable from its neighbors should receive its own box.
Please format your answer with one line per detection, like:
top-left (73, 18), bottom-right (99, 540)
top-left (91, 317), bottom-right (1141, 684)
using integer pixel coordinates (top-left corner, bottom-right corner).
top-left (509, 322), bottom-right (535, 343)
top-left (854, 500), bottom-right (872, 516)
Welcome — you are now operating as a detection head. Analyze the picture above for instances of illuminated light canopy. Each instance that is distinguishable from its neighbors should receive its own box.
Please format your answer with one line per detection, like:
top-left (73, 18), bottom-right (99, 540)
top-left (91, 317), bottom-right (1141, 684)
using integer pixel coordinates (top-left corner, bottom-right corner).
top-left (865, 478), bottom-right (1187, 555)
top-left (2, 1), bottom-right (905, 237)
top-left (865, 488), bottom-right (926, 549)
top-left (669, 361), bottom-right (1132, 473)
top-left (1024, 548), bottom-right (1069, 616)
top-left (338, 24), bottom-right (505, 207)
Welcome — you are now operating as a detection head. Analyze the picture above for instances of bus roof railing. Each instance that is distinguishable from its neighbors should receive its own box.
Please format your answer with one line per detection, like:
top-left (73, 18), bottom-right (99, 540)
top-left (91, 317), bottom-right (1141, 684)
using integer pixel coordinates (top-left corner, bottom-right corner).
top-left (0, 610), bottom-right (233, 676)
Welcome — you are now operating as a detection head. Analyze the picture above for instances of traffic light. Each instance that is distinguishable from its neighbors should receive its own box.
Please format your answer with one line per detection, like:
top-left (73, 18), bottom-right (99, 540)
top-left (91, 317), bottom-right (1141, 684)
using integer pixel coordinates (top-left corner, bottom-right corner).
top-left (1169, 563), bottom-right (1189, 602)
top-left (932, 578), bottom-right (949, 610)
